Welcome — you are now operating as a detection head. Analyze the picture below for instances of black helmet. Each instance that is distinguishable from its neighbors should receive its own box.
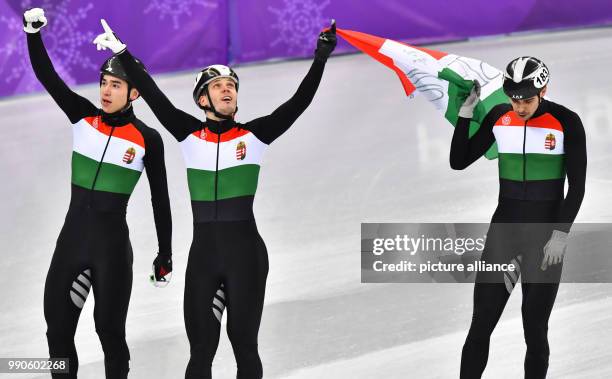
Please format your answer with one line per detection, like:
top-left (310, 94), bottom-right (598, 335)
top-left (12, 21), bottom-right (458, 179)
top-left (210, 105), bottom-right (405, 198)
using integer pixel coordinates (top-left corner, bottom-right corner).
top-left (503, 56), bottom-right (549, 100)
top-left (192, 64), bottom-right (239, 105)
top-left (99, 55), bottom-right (146, 87)
top-left (192, 64), bottom-right (239, 119)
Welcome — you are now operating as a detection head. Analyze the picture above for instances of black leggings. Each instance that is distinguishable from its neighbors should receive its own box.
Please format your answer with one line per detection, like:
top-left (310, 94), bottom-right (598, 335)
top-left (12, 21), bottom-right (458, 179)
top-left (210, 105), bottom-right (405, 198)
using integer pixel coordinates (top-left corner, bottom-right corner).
top-left (44, 206), bottom-right (132, 378)
top-left (461, 199), bottom-right (563, 379)
top-left (184, 220), bottom-right (269, 379)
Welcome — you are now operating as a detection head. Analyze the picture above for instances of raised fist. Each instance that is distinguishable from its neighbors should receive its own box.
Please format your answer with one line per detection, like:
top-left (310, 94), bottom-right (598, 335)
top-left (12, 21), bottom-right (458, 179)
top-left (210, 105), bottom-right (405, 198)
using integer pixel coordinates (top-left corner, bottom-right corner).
top-left (315, 19), bottom-right (337, 62)
top-left (23, 8), bottom-right (47, 34)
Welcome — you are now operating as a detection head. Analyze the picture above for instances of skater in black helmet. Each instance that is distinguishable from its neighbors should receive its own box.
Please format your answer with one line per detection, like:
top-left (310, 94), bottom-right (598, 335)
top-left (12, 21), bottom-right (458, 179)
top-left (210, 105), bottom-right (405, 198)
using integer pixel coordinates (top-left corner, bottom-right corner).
top-left (24, 8), bottom-right (173, 378)
top-left (93, 17), bottom-right (336, 379)
top-left (451, 57), bottom-right (586, 378)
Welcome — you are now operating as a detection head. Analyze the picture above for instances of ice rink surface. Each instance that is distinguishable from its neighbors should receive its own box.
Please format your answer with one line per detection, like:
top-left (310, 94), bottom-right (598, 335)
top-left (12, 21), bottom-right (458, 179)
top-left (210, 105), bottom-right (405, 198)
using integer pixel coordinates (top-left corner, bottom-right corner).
top-left (2, 27), bottom-right (612, 378)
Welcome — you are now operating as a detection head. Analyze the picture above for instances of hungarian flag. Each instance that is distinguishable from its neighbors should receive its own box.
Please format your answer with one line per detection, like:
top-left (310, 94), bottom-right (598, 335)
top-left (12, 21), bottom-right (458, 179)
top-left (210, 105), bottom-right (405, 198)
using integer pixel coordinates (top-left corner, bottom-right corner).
top-left (337, 28), bottom-right (509, 159)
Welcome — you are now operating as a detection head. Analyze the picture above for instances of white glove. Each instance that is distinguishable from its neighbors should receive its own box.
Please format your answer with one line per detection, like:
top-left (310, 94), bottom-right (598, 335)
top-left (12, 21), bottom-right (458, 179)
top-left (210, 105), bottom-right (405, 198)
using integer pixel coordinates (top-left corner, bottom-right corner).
top-left (458, 80), bottom-right (481, 119)
top-left (23, 8), bottom-right (47, 34)
top-left (92, 19), bottom-right (126, 54)
top-left (541, 230), bottom-right (568, 271)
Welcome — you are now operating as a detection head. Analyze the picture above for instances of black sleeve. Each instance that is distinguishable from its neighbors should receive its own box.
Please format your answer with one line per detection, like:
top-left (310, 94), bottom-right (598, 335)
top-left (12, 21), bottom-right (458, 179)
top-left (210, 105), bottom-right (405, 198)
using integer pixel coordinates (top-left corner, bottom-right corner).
top-left (27, 32), bottom-right (96, 123)
top-left (140, 125), bottom-right (172, 255)
top-left (244, 59), bottom-right (326, 144)
top-left (117, 49), bottom-right (201, 141)
top-left (449, 106), bottom-right (500, 169)
top-left (557, 111), bottom-right (587, 231)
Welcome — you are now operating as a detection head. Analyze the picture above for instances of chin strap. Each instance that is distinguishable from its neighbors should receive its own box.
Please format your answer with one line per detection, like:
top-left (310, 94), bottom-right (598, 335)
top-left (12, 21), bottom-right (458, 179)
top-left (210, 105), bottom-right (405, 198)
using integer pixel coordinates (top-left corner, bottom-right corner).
top-left (200, 88), bottom-right (237, 120)
top-left (100, 101), bottom-right (135, 127)
top-left (125, 82), bottom-right (140, 107)
top-left (534, 94), bottom-right (545, 116)
top-left (119, 100), bottom-right (133, 114)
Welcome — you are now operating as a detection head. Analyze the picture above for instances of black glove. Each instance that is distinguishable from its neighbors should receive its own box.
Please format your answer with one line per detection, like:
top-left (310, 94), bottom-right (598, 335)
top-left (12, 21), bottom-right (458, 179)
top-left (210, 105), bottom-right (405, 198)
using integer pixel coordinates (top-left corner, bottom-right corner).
top-left (314, 19), bottom-right (337, 62)
top-left (150, 253), bottom-right (172, 287)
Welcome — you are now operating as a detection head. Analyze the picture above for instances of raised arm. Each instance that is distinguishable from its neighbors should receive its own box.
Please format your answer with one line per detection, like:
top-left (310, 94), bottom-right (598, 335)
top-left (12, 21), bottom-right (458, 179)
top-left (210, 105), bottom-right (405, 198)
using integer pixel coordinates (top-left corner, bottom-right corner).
top-left (117, 49), bottom-right (200, 141)
top-left (245, 21), bottom-right (337, 144)
top-left (25, 8), bottom-right (96, 123)
top-left (245, 59), bottom-right (326, 144)
top-left (449, 113), bottom-right (497, 170)
top-left (449, 81), bottom-right (499, 170)
top-left (93, 19), bottom-right (200, 141)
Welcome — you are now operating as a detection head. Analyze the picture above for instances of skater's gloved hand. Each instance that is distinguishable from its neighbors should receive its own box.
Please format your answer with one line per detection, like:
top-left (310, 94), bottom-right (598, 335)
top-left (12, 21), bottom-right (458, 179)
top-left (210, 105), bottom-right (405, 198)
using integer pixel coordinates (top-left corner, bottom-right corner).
top-left (23, 8), bottom-right (47, 34)
top-left (458, 80), bottom-right (481, 119)
top-left (315, 19), bottom-right (337, 62)
top-left (150, 253), bottom-right (172, 287)
top-left (93, 19), bottom-right (126, 54)
top-left (541, 230), bottom-right (568, 271)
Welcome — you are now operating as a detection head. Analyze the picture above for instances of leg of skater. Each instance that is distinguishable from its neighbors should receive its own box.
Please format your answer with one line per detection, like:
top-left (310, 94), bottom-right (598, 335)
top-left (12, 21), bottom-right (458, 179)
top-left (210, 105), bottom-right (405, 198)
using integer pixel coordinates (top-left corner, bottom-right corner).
top-left (92, 236), bottom-right (133, 378)
top-left (184, 224), bottom-right (224, 379)
top-left (224, 223), bottom-right (269, 379)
